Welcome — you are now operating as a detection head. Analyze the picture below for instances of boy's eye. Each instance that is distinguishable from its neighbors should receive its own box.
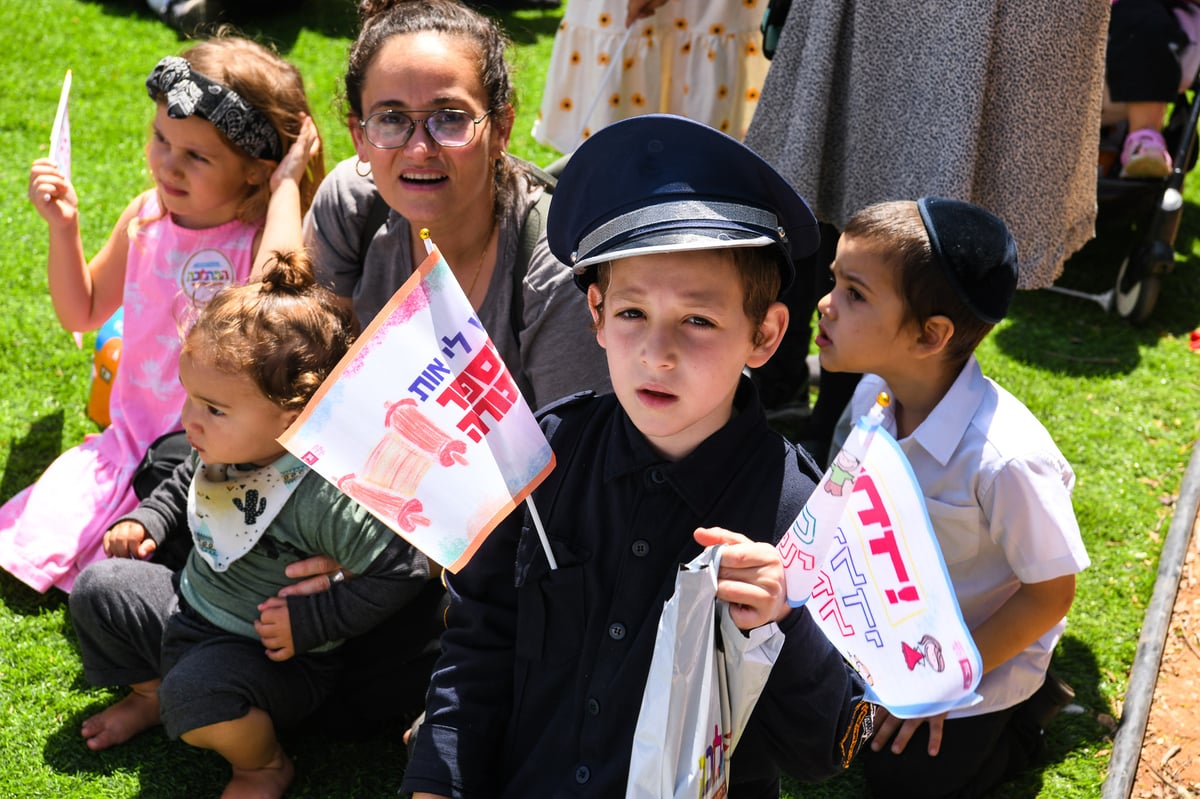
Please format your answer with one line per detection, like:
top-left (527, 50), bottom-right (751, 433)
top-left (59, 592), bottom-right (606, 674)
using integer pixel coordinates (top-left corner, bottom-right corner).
top-left (685, 316), bottom-right (714, 327)
top-left (206, 405), bottom-right (225, 417)
top-left (188, 151), bottom-right (209, 164)
top-left (615, 308), bottom-right (644, 320)
top-left (847, 287), bottom-right (865, 302)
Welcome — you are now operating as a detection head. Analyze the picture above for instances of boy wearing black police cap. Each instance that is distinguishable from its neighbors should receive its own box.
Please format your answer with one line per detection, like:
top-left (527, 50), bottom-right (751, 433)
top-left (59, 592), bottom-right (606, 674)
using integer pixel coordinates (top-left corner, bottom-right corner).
top-left (820, 198), bottom-right (1090, 798)
top-left (401, 115), bottom-right (873, 799)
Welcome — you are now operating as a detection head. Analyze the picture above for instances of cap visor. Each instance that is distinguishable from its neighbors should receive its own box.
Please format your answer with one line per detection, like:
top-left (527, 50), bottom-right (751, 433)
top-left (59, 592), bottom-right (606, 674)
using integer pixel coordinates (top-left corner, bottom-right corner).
top-left (572, 229), bottom-right (776, 272)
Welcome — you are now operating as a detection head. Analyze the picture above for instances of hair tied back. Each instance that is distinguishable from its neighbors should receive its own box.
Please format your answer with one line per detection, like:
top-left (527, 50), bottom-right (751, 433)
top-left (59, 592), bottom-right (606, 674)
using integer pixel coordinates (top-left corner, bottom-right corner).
top-left (259, 251), bottom-right (316, 295)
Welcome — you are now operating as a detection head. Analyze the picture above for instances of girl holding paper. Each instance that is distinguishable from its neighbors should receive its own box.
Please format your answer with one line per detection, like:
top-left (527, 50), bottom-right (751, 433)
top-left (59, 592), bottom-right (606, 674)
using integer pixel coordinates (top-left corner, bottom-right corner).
top-left (6, 36), bottom-right (324, 593)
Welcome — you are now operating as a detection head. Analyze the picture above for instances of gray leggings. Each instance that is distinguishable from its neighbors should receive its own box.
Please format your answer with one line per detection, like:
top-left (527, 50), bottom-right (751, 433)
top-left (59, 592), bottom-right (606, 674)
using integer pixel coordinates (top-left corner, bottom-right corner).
top-left (70, 558), bottom-right (341, 739)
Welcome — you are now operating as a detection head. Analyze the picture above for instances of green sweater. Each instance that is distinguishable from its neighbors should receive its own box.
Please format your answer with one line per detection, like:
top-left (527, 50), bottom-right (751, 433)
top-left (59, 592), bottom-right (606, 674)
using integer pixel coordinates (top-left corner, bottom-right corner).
top-left (123, 453), bottom-right (433, 654)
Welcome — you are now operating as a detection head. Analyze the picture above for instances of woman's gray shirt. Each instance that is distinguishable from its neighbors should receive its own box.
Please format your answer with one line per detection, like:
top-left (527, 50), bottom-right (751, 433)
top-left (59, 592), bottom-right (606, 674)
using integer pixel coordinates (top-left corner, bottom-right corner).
top-left (305, 156), bottom-right (610, 410)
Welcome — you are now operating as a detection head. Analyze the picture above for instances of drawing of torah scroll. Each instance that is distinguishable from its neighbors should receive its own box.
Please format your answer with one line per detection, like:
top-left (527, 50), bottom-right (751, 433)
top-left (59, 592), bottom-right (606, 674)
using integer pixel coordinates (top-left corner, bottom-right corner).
top-left (337, 399), bottom-right (469, 531)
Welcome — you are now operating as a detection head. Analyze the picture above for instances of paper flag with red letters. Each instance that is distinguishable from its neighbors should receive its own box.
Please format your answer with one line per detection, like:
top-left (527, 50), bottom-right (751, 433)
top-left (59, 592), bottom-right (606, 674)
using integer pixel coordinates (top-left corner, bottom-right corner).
top-left (280, 245), bottom-right (555, 572)
top-left (777, 396), bottom-right (982, 717)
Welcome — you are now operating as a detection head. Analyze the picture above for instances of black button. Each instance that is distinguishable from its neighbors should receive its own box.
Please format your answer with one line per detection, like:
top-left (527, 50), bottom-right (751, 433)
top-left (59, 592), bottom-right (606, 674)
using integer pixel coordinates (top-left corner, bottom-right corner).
top-left (586, 697), bottom-right (600, 716)
top-left (608, 622), bottom-right (626, 640)
top-left (632, 539), bottom-right (650, 557)
top-left (575, 765), bottom-right (591, 784)
top-left (647, 468), bottom-right (666, 484)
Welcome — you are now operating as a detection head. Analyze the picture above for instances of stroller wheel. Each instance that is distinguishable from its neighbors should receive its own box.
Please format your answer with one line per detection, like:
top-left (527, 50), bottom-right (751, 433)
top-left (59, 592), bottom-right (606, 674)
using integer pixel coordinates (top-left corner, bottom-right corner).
top-left (1114, 254), bottom-right (1161, 323)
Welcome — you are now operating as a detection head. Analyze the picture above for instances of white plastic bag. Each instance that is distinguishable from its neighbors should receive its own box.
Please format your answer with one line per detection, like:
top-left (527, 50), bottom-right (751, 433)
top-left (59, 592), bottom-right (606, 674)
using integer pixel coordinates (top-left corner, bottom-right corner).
top-left (626, 545), bottom-right (784, 799)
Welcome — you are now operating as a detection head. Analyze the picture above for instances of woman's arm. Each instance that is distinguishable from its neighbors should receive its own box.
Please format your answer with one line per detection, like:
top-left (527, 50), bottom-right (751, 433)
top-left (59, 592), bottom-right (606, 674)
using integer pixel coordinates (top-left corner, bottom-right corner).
top-left (284, 535), bottom-right (434, 653)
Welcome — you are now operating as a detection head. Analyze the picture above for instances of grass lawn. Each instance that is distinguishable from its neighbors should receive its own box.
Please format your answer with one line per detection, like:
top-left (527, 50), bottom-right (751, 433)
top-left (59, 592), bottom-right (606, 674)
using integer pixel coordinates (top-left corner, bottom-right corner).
top-left (1, 0), bottom-right (1198, 796)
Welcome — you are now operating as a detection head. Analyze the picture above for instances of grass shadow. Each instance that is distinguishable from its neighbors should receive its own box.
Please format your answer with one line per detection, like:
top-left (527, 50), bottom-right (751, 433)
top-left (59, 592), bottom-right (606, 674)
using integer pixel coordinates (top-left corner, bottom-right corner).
top-left (0, 410), bottom-right (65, 504)
top-left (995, 192), bottom-right (1200, 377)
top-left (989, 634), bottom-right (1113, 797)
top-left (42, 711), bottom-right (228, 798)
top-left (42, 700), bottom-right (410, 798)
top-left (0, 570), bottom-right (66, 615)
top-left (787, 634), bottom-right (1112, 798)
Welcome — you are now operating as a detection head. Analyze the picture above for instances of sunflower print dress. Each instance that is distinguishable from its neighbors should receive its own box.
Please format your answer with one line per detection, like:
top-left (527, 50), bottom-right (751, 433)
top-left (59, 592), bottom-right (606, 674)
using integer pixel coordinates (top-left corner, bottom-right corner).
top-left (533, 0), bottom-right (769, 154)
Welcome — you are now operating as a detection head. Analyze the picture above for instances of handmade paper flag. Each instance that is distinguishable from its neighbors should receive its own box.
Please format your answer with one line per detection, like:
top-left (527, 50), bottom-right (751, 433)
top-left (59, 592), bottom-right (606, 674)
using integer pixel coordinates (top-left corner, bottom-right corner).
top-left (50, 70), bottom-right (72, 182)
top-left (47, 70), bottom-right (83, 347)
top-left (778, 396), bottom-right (982, 717)
top-left (279, 244), bottom-right (555, 572)
top-left (777, 395), bottom-right (889, 606)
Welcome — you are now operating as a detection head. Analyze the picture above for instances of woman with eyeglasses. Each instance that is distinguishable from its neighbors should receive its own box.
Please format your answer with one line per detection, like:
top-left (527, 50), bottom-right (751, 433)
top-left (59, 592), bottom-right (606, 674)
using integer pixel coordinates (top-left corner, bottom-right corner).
top-left (306, 0), bottom-right (610, 410)
top-left (282, 0), bottom-right (610, 745)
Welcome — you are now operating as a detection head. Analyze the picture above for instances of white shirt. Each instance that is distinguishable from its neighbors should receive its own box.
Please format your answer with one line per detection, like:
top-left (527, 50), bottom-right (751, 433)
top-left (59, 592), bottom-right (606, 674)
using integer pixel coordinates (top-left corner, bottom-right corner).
top-left (835, 356), bottom-right (1090, 717)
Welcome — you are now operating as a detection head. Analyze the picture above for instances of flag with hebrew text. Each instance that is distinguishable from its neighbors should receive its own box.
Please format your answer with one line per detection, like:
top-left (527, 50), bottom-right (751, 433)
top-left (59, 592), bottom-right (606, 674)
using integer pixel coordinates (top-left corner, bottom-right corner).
top-left (279, 246), bottom-right (555, 572)
top-left (777, 403), bottom-right (982, 717)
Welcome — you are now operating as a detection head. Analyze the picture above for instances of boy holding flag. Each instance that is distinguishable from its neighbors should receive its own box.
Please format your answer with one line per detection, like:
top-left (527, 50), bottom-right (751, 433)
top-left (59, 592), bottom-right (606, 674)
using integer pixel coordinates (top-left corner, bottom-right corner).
top-left (401, 114), bottom-right (872, 799)
top-left (819, 198), bottom-right (1090, 797)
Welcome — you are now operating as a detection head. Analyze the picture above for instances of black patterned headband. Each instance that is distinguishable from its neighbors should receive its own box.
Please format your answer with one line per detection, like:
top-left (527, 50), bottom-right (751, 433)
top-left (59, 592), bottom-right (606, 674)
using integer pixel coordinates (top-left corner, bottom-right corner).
top-left (145, 56), bottom-right (283, 161)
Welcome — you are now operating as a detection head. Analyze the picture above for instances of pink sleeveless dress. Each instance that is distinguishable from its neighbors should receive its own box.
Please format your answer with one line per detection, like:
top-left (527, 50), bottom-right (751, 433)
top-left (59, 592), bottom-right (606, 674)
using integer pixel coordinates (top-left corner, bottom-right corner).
top-left (0, 191), bottom-right (259, 592)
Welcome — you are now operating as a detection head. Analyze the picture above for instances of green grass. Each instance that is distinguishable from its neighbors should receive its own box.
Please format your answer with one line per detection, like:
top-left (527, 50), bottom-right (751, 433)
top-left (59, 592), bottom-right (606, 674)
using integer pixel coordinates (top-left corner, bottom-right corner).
top-left (1, 0), bottom-right (1198, 796)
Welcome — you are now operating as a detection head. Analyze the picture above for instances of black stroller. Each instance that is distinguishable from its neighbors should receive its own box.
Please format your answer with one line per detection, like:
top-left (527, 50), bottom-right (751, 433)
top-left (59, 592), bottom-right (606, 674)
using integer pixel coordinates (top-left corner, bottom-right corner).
top-left (1050, 65), bottom-right (1200, 322)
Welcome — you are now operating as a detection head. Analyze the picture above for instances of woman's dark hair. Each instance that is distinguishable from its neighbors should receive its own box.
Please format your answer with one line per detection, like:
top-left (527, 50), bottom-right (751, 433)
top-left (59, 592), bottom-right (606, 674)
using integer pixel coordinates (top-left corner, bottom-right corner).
top-left (346, 0), bottom-right (521, 211)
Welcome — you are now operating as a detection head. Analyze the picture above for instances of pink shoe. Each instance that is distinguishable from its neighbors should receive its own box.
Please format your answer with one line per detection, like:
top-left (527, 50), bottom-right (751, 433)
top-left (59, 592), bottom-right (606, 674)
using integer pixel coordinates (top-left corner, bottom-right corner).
top-left (1120, 128), bottom-right (1172, 179)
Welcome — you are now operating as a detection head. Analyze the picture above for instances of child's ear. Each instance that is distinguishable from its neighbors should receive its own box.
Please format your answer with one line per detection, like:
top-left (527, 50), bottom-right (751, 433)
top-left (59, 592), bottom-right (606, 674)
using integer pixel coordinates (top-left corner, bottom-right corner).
top-left (587, 284), bottom-right (607, 348)
top-left (247, 160), bottom-right (273, 187)
top-left (745, 301), bottom-right (789, 368)
top-left (915, 314), bottom-right (954, 358)
top-left (279, 408), bottom-right (302, 434)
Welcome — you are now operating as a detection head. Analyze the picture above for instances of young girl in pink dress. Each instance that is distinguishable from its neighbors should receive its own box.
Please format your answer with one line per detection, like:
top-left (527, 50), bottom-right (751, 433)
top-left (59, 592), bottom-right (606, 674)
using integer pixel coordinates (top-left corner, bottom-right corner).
top-left (8, 36), bottom-right (325, 592)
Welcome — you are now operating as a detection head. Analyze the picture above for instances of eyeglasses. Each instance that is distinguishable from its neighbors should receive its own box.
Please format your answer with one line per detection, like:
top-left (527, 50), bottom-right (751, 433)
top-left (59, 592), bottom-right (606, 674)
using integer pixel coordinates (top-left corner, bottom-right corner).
top-left (358, 108), bottom-right (492, 149)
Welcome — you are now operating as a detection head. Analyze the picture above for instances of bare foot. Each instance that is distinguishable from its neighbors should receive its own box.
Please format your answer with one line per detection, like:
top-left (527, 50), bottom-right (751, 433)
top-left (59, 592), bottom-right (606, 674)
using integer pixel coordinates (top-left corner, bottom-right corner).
top-left (80, 687), bottom-right (161, 751)
top-left (220, 749), bottom-right (295, 799)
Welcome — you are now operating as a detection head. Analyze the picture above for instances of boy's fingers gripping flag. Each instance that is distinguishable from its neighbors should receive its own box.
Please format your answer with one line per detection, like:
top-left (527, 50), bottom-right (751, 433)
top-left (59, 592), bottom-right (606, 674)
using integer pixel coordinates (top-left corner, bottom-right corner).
top-left (777, 394), bottom-right (983, 717)
top-left (777, 394), bottom-right (890, 606)
top-left (279, 239), bottom-right (556, 572)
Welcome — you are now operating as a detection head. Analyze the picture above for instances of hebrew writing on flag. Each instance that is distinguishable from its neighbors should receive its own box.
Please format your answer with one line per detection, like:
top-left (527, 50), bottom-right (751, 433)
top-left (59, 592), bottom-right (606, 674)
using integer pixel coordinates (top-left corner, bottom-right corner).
top-left (279, 240), bottom-right (555, 572)
top-left (776, 395), bottom-right (982, 717)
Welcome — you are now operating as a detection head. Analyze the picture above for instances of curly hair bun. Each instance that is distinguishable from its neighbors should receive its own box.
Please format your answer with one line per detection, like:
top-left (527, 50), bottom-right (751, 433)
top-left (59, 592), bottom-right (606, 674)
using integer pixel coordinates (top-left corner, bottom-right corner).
top-left (259, 250), bottom-right (316, 294)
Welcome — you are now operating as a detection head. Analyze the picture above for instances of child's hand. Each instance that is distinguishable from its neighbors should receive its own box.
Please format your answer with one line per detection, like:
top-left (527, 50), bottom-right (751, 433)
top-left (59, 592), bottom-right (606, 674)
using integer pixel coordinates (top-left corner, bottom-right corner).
top-left (28, 158), bottom-right (78, 226)
top-left (869, 706), bottom-right (947, 756)
top-left (693, 527), bottom-right (789, 630)
top-left (255, 596), bottom-right (296, 661)
top-left (269, 114), bottom-right (319, 194)
top-left (625, 0), bottom-right (669, 26)
top-left (102, 520), bottom-right (157, 560)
